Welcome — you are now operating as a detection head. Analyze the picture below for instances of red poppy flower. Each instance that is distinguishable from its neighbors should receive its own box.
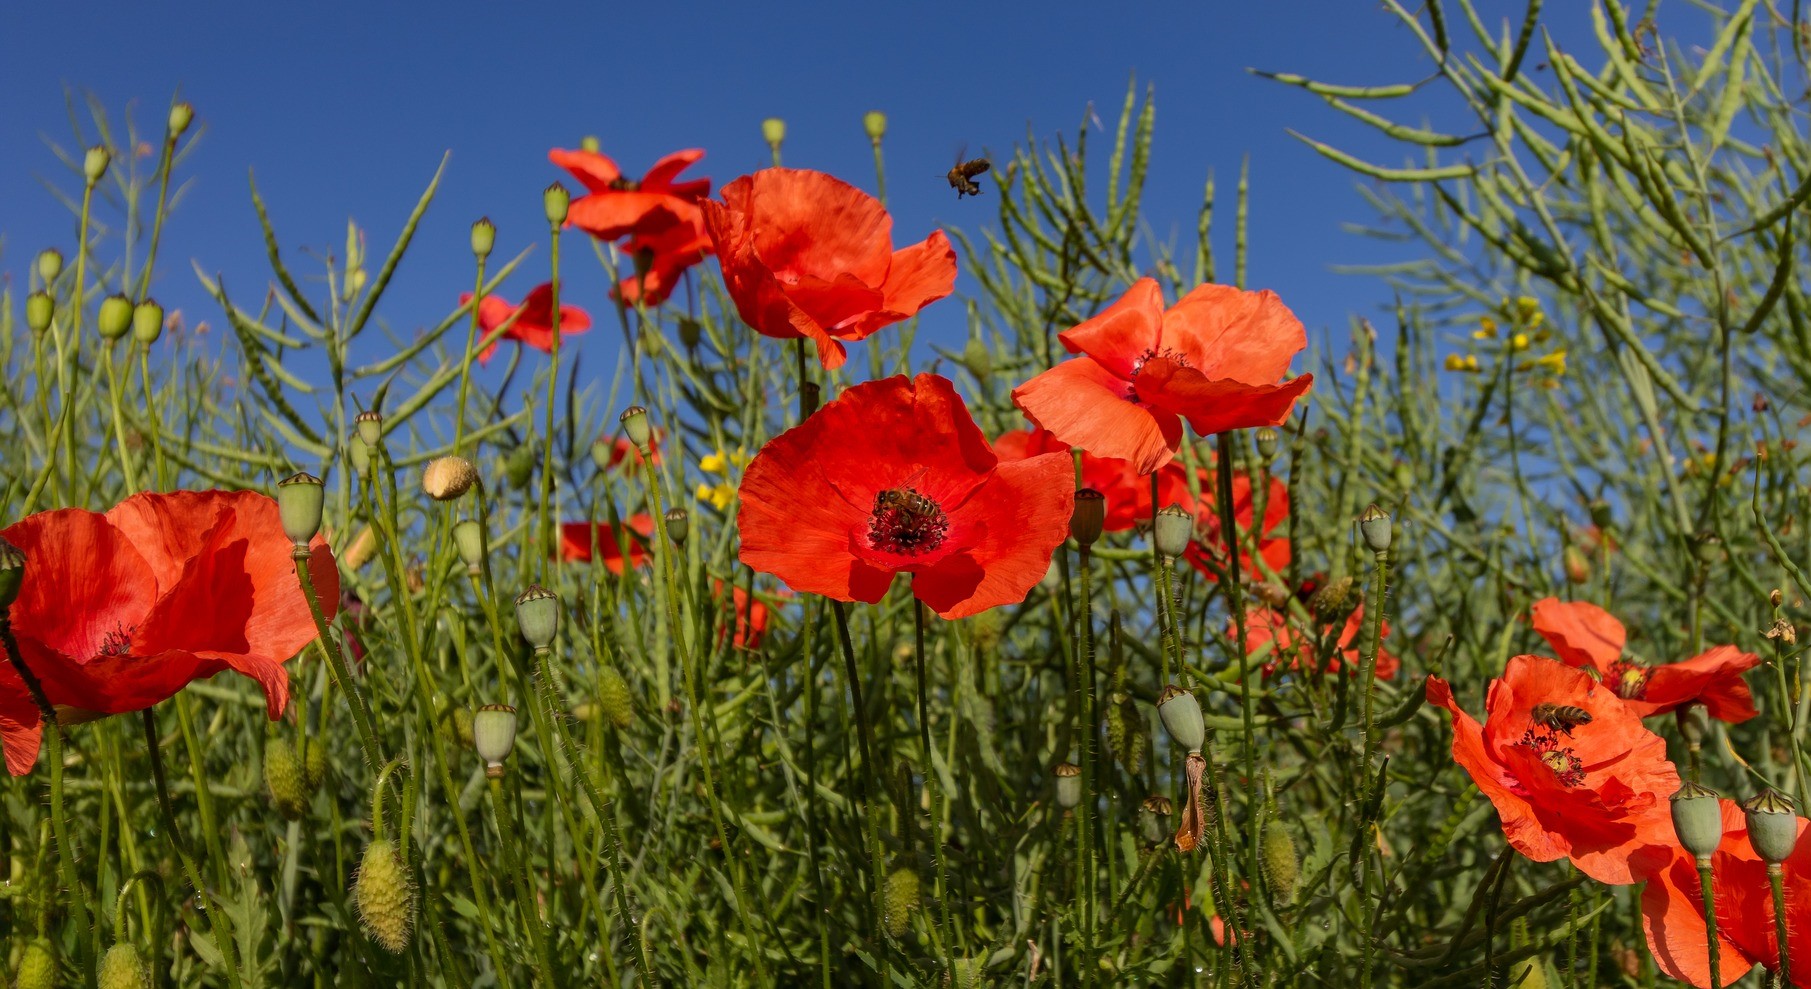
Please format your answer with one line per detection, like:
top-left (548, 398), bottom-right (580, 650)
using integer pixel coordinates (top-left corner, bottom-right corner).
top-left (737, 374), bottom-right (1072, 619)
top-left (552, 147), bottom-right (711, 242)
top-left (1183, 470), bottom-right (1291, 582)
top-left (702, 168), bottom-right (958, 370)
top-left (459, 283), bottom-right (592, 365)
top-left (1238, 606), bottom-right (1398, 679)
top-left (558, 516), bottom-right (655, 574)
top-left (613, 214), bottom-right (711, 308)
top-left (0, 491), bottom-right (337, 776)
top-left (1530, 598), bottom-right (1759, 722)
top-left (1426, 655), bottom-right (1680, 884)
top-left (598, 430), bottom-right (662, 470)
top-left (1012, 279), bottom-right (1314, 474)
top-left (711, 580), bottom-right (784, 651)
top-left (994, 424), bottom-right (1195, 532)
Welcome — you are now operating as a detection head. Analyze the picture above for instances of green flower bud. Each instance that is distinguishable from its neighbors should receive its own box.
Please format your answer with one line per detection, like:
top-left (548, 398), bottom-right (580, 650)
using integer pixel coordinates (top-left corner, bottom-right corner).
top-left (1670, 781), bottom-right (1724, 861)
top-left (452, 519), bottom-right (484, 573)
top-left (503, 443), bottom-right (535, 489)
top-left (132, 300), bottom-right (164, 344)
top-left (598, 665), bottom-right (634, 729)
top-left (962, 333), bottom-right (992, 380)
top-left (664, 508), bottom-right (689, 546)
top-left (97, 293), bottom-right (134, 340)
top-left (515, 585), bottom-right (559, 650)
top-left (421, 455), bottom-right (478, 501)
top-left (84, 145), bottom-right (111, 184)
top-left (14, 939), bottom-right (55, 989)
top-left (1053, 762), bottom-right (1082, 809)
top-left (863, 110), bottom-right (888, 144)
top-left (445, 707), bottom-right (475, 750)
top-left (303, 740), bottom-right (328, 791)
top-left (1693, 531), bottom-right (1723, 566)
top-left (1262, 823), bottom-right (1299, 903)
top-left (761, 117), bottom-right (786, 149)
top-left (276, 472), bottom-right (325, 547)
top-left (98, 942), bottom-right (148, 989)
top-left (355, 410), bottom-right (383, 448)
top-left (678, 316), bottom-right (703, 350)
top-left (1158, 684), bottom-right (1206, 753)
top-left (167, 101), bottom-right (194, 138)
top-left (1139, 795), bottom-right (1173, 847)
top-left (619, 405), bottom-right (652, 448)
top-left (1105, 689), bottom-right (1147, 775)
top-left (1308, 576), bottom-right (1356, 620)
top-left (589, 436), bottom-right (613, 471)
top-left (1563, 545), bottom-right (1590, 585)
top-left (1589, 499), bottom-right (1613, 530)
top-left (1153, 504), bottom-right (1193, 559)
top-left (883, 866), bottom-right (920, 937)
top-left (1254, 427), bottom-right (1278, 462)
top-left (1359, 503), bottom-right (1392, 554)
top-left (580, 135), bottom-right (601, 153)
top-left (543, 182), bottom-right (570, 225)
top-left (25, 292), bottom-right (53, 333)
top-left (473, 703), bottom-right (517, 775)
top-left (264, 736), bottom-right (309, 821)
top-left (354, 838), bottom-right (415, 953)
top-left (35, 249), bottom-right (63, 285)
top-left (1743, 788), bottom-right (1798, 864)
top-left (348, 439), bottom-right (371, 476)
top-left (1070, 489), bottom-right (1106, 547)
top-left (470, 217), bottom-right (495, 259)
top-left (0, 538), bottom-right (23, 610)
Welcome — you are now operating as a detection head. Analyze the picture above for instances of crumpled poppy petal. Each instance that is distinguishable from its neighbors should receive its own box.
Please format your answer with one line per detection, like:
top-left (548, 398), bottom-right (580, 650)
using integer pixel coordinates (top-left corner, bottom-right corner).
top-left (742, 170), bottom-right (893, 288)
top-left (1134, 358), bottom-right (1313, 436)
top-left (568, 193), bottom-right (691, 242)
top-left (1013, 357), bottom-right (1180, 474)
top-left (1640, 645), bottom-right (1761, 722)
top-left (1056, 277), bottom-right (1165, 379)
top-left (4, 508), bottom-right (156, 662)
top-left (641, 149), bottom-right (707, 192)
top-left (1163, 284), bottom-right (1309, 384)
top-left (1530, 598), bottom-right (1627, 674)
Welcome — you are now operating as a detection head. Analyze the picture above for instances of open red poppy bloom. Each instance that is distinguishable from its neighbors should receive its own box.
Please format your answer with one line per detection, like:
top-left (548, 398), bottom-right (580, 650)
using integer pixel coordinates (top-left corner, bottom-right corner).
top-left (551, 147), bottom-right (711, 242)
top-left (993, 424), bottom-right (1194, 532)
top-left (558, 516), bottom-right (655, 574)
top-left (737, 374), bottom-right (1073, 619)
top-left (1238, 606), bottom-right (1398, 680)
top-left (1012, 278), bottom-right (1314, 474)
top-left (0, 491), bottom-right (337, 776)
top-left (613, 213), bottom-right (711, 308)
top-left (702, 168), bottom-right (958, 370)
top-left (598, 431), bottom-right (661, 471)
top-left (1530, 598), bottom-right (1759, 722)
top-left (1426, 655), bottom-right (1679, 884)
top-left (460, 283), bottom-right (592, 365)
top-left (1183, 470), bottom-right (1291, 582)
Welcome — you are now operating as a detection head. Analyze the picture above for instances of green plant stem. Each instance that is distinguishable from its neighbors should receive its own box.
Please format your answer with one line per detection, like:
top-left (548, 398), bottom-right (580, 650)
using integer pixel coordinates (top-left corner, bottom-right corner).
top-left (1075, 543), bottom-right (1098, 977)
top-left (293, 547), bottom-right (382, 768)
top-left (1700, 858), bottom-right (1722, 989)
top-left (536, 223), bottom-right (562, 583)
top-left (1771, 863), bottom-right (1790, 988)
top-left (140, 708), bottom-right (243, 989)
top-left (831, 599), bottom-right (889, 979)
top-left (133, 127), bottom-right (179, 302)
top-left (911, 598), bottom-right (956, 976)
top-left (487, 775), bottom-right (561, 987)
top-left (453, 252), bottom-right (488, 452)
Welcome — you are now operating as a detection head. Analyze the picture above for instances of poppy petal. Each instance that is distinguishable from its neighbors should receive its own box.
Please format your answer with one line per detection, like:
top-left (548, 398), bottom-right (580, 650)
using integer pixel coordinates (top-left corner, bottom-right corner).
top-left (1134, 359), bottom-right (1313, 436)
top-left (1056, 277), bottom-right (1164, 378)
top-left (1163, 284), bottom-right (1310, 384)
top-left (914, 452), bottom-right (1075, 619)
top-left (549, 148), bottom-right (622, 193)
top-left (568, 193), bottom-right (690, 242)
top-left (742, 170), bottom-right (893, 288)
top-left (3, 507), bottom-right (157, 662)
top-left (1639, 645), bottom-right (1760, 722)
top-left (1013, 358), bottom-right (1180, 473)
top-left (642, 149), bottom-right (707, 192)
top-left (1530, 598), bottom-right (1627, 674)
top-left (875, 231), bottom-right (959, 328)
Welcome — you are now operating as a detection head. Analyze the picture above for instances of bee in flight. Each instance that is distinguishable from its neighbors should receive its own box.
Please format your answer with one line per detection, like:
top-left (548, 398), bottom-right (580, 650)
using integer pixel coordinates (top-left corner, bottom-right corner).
top-left (948, 157), bottom-right (991, 199)
top-left (1529, 703), bottom-right (1593, 736)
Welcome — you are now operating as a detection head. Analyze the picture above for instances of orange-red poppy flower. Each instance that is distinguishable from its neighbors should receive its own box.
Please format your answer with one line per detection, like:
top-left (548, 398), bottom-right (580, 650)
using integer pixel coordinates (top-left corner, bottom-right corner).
top-left (460, 283), bottom-right (592, 365)
top-left (702, 168), bottom-right (957, 370)
top-left (613, 213), bottom-right (711, 308)
top-left (1012, 278), bottom-right (1314, 474)
top-left (1183, 471), bottom-right (1291, 582)
top-left (0, 491), bottom-right (337, 776)
top-left (558, 516), bottom-right (655, 574)
top-left (1238, 606), bottom-right (1398, 679)
top-left (1426, 655), bottom-right (1680, 884)
top-left (711, 580), bottom-right (783, 651)
top-left (552, 147), bottom-right (711, 242)
top-left (598, 429), bottom-right (662, 471)
top-left (1530, 598), bottom-right (1759, 722)
top-left (737, 373), bottom-right (1072, 619)
top-left (993, 424), bottom-right (1195, 532)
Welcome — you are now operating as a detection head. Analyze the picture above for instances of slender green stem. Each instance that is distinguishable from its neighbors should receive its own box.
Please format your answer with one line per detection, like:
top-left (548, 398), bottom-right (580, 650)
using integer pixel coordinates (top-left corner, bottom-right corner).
top-left (486, 775), bottom-right (561, 987)
top-left (831, 599), bottom-right (889, 979)
top-left (133, 129), bottom-right (179, 302)
top-left (911, 598), bottom-right (956, 977)
top-left (1075, 543), bottom-right (1098, 977)
top-left (293, 548), bottom-right (383, 768)
top-left (140, 708), bottom-right (243, 989)
top-left (1700, 858), bottom-right (1722, 989)
top-left (537, 223), bottom-right (562, 583)
top-left (1771, 863), bottom-right (1790, 988)
top-left (453, 252), bottom-right (488, 453)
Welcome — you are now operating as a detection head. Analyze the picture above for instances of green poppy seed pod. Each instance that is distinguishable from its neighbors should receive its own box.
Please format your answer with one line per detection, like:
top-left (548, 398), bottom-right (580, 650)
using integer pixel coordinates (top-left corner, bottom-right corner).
top-left (84, 144), bottom-right (111, 184)
top-left (619, 405), bottom-right (652, 449)
top-left (1139, 795), bottom-right (1173, 847)
top-left (1359, 504), bottom-right (1392, 554)
top-left (883, 866), bottom-right (921, 937)
top-left (1743, 788), bottom-right (1798, 864)
top-left (589, 436), bottom-right (613, 471)
top-left (1676, 703), bottom-right (1711, 751)
top-left (1153, 504), bottom-right (1193, 559)
top-left (678, 315), bottom-right (703, 350)
top-left (452, 519), bottom-right (484, 572)
top-left (543, 182), bottom-right (570, 225)
top-left (515, 585), bottom-right (559, 649)
top-left (421, 455), bottom-right (478, 501)
top-left (1053, 762), bottom-right (1083, 809)
top-left (25, 292), bottom-right (54, 334)
top-left (1071, 489), bottom-right (1106, 546)
top-left (762, 117), bottom-right (786, 149)
top-left (355, 410), bottom-right (383, 448)
top-left (264, 736), bottom-right (309, 821)
top-left (1158, 684), bottom-right (1206, 753)
top-left (35, 248), bottom-right (63, 284)
top-left (1254, 427), bottom-right (1279, 462)
top-left (348, 439), bottom-right (371, 476)
top-left (1262, 823), bottom-right (1299, 903)
top-left (470, 217), bottom-right (495, 259)
top-left (131, 300), bottom-right (164, 344)
top-left (167, 101), bottom-right (194, 137)
top-left (354, 838), bottom-right (414, 953)
top-left (0, 538), bottom-right (23, 610)
top-left (97, 942), bottom-right (148, 989)
top-left (445, 707), bottom-right (475, 750)
top-left (1670, 781), bottom-right (1724, 861)
top-left (276, 472), bottom-right (325, 547)
top-left (503, 443), bottom-right (535, 489)
top-left (14, 939), bottom-right (55, 989)
top-left (97, 293), bottom-right (134, 340)
top-left (863, 110), bottom-right (887, 143)
top-left (1308, 575), bottom-right (1356, 620)
top-left (580, 134), bottom-right (601, 153)
top-left (598, 665), bottom-right (634, 729)
top-left (302, 740), bottom-right (328, 791)
top-left (664, 508), bottom-right (689, 546)
top-left (473, 704), bottom-right (518, 775)
top-left (1693, 531), bottom-right (1723, 566)
top-left (1589, 499), bottom-right (1612, 530)
top-left (962, 333), bottom-right (992, 380)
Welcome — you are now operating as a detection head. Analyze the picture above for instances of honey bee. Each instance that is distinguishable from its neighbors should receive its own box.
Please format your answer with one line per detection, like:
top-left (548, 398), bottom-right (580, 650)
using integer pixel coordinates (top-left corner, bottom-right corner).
top-left (1530, 703), bottom-right (1593, 736)
top-left (874, 468), bottom-right (937, 516)
top-left (947, 157), bottom-right (991, 198)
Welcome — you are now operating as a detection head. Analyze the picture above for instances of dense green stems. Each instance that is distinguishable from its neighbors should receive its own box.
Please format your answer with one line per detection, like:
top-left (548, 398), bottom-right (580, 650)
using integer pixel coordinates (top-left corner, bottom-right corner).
top-left (1212, 433), bottom-right (1259, 882)
top-left (102, 346), bottom-right (140, 494)
top-left (911, 597), bottom-right (956, 977)
top-left (1074, 544), bottom-right (1099, 974)
top-left (140, 708), bottom-right (243, 989)
top-left (1357, 544), bottom-right (1389, 799)
top-left (486, 775), bottom-right (561, 987)
top-left (293, 548), bottom-right (383, 768)
top-left (1771, 864), bottom-right (1791, 988)
top-left (831, 598), bottom-right (889, 979)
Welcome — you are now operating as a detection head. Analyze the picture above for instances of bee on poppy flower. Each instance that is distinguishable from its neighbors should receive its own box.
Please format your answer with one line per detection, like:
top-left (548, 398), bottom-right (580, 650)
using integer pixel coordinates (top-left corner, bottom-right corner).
top-left (1530, 702), bottom-right (1593, 736)
top-left (947, 156), bottom-right (991, 198)
top-left (874, 468), bottom-right (938, 517)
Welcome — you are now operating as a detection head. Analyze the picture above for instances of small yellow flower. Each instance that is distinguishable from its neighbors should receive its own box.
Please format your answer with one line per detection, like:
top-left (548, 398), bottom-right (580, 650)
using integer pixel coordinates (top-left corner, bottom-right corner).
top-left (696, 481), bottom-right (736, 511)
top-left (1473, 316), bottom-right (1498, 339)
top-left (695, 446), bottom-right (750, 511)
top-left (1510, 333), bottom-right (1530, 352)
top-left (1444, 354), bottom-right (1464, 371)
top-left (1465, 354), bottom-right (1480, 371)
top-left (1533, 349), bottom-right (1567, 376)
top-left (1515, 295), bottom-right (1540, 317)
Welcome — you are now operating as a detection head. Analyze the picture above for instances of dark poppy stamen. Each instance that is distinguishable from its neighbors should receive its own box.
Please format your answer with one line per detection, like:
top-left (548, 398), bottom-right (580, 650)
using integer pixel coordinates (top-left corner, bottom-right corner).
top-left (1608, 660), bottom-right (1650, 701)
top-left (100, 625), bottom-right (134, 657)
top-left (1518, 728), bottom-right (1587, 787)
top-left (867, 487), bottom-right (950, 556)
top-left (609, 178), bottom-right (642, 192)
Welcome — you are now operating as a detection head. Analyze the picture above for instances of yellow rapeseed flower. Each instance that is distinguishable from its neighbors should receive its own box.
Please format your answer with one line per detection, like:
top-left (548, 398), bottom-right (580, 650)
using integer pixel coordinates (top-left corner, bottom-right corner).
top-left (696, 447), bottom-right (750, 511)
top-left (1510, 333), bottom-right (1530, 352)
top-left (1473, 316), bottom-right (1498, 339)
top-left (1533, 349), bottom-right (1567, 376)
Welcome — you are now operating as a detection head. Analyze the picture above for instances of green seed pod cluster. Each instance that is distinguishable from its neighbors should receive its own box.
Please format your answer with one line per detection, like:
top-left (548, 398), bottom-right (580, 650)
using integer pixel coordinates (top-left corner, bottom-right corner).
top-left (97, 943), bottom-right (149, 989)
top-left (14, 939), bottom-right (55, 989)
top-left (1262, 823), bottom-right (1299, 904)
top-left (354, 838), bottom-right (415, 953)
top-left (1104, 690), bottom-right (1147, 776)
top-left (303, 741), bottom-right (329, 792)
top-left (943, 957), bottom-right (987, 989)
top-left (883, 866), bottom-right (920, 938)
top-left (265, 736), bottom-right (309, 821)
top-left (598, 665), bottom-right (634, 730)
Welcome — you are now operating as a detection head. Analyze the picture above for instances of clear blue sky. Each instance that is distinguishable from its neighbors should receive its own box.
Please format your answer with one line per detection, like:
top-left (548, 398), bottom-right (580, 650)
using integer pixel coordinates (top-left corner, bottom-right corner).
top-left (0, 1), bottom-right (1611, 394)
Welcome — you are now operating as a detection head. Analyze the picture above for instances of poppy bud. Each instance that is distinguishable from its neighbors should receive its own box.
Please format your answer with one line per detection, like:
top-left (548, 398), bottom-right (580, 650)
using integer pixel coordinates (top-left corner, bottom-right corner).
top-left (25, 292), bottom-right (53, 334)
top-left (678, 315), bottom-right (703, 350)
top-left (98, 942), bottom-right (148, 989)
top-left (1053, 762), bottom-right (1083, 809)
top-left (164, 100), bottom-right (194, 137)
top-left (664, 508), bottom-right (689, 545)
top-left (1154, 504), bottom-right (1193, 559)
top-left (1589, 499), bottom-right (1612, 530)
top-left (303, 740), bottom-right (328, 792)
top-left (0, 539), bottom-right (23, 610)
top-left (1262, 823), bottom-right (1299, 903)
top-left (1255, 427), bottom-right (1278, 462)
top-left (442, 706), bottom-right (475, 750)
top-left (962, 332), bottom-right (992, 380)
top-left (15, 939), bottom-right (55, 989)
top-left (1670, 781), bottom-right (1724, 861)
top-left (1105, 689), bottom-right (1147, 774)
top-left (1563, 545), bottom-right (1590, 585)
top-left (348, 440), bottom-right (371, 476)
top-left (265, 736), bottom-right (309, 821)
top-left (98, 293), bottom-right (134, 340)
top-left (131, 300), bottom-right (163, 344)
top-left (35, 248), bottom-right (62, 284)
top-left (503, 443), bottom-right (535, 489)
top-left (421, 456), bottom-right (478, 501)
top-left (1071, 488), bottom-right (1106, 546)
top-left (883, 866), bottom-right (920, 937)
top-left (579, 134), bottom-right (600, 152)
top-left (354, 838), bottom-right (414, 952)
top-left (473, 703), bottom-right (517, 775)
top-left (863, 110), bottom-right (888, 144)
top-left (1158, 684), bottom-right (1206, 753)
top-left (1693, 531), bottom-right (1723, 566)
top-left (515, 585), bottom-right (559, 649)
top-left (619, 405), bottom-right (652, 449)
top-left (598, 665), bottom-right (634, 729)
top-left (355, 410), bottom-right (383, 448)
top-left (452, 519), bottom-right (484, 573)
top-left (1743, 788), bottom-right (1798, 864)
top-left (589, 436), bottom-right (614, 472)
top-left (1359, 504), bottom-right (1391, 554)
top-left (1308, 575), bottom-right (1356, 619)
top-left (276, 472), bottom-right (325, 548)
top-left (466, 216), bottom-right (496, 259)
top-left (762, 117), bottom-right (786, 150)
top-left (1139, 795), bottom-right (1173, 846)
top-left (1773, 588), bottom-right (1785, 608)
top-left (543, 182), bottom-right (570, 225)
top-left (1676, 703), bottom-right (1710, 751)
top-left (84, 145), bottom-right (111, 184)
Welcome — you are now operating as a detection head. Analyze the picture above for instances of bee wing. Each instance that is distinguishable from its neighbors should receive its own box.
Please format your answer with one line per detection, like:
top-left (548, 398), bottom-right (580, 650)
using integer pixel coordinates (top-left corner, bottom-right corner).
top-left (900, 466), bottom-right (931, 489)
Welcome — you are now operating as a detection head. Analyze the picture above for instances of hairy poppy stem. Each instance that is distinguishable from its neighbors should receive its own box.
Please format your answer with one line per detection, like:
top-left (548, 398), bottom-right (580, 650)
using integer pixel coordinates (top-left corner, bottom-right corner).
top-left (486, 774), bottom-right (561, 987)
top-left (292, 548), bottom-right (383, 769)
top-left (1075, 544), bottom-right (1099, 972)
top-left (1699, 858), bottom-right (1722, 989)
top-left (1771, 863), bottom-right (1790, 987)
top-left (831, 598), bottom-right (889, 979)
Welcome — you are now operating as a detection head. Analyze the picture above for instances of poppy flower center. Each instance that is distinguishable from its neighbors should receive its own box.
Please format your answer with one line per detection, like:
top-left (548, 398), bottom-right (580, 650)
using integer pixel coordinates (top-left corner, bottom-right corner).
top-left (609, 178), bottom-right (642, 191)
top-left (1125, 347), bottom-right (1191, 403)
top-left (867, 487), bottom-right (950, 556)
top-left (1518, 728), bottom-right (1586, 787)
top-left (1608, 660), bottom-right (1650, 700)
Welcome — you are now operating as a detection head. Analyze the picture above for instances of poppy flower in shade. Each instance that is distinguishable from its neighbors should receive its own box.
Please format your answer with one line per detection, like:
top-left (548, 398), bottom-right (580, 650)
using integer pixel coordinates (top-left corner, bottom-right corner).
top-left (1184, 471), bottom-right (1291, 582)
top-left (994, 424), bottom-right (1195, 533)
top-left (0, 491), bottom-right (338, 776)
top-left (1011, 278), bottom-right (1314, 474)
top-left (1237, 607), bottom-right (1399, 680)
top-left (551, 147), bottom-right (711, 242)
top-left (1530, 598), bottom-right (1760, 723)
top-left (1426, 656), bottom-right (1680, 884)
top-left (737, 373), bottom-right (1073, 620)
top-left (711, 580), bottom-right (785, 651)
top-left (557, 516), bottom-right (655, 574)
top-left (459, 283), bottom-right (593, 365)
top-left (702, 168), bottom-right (958, 370)
top-left (612, 214), bottom-right (712, 308)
